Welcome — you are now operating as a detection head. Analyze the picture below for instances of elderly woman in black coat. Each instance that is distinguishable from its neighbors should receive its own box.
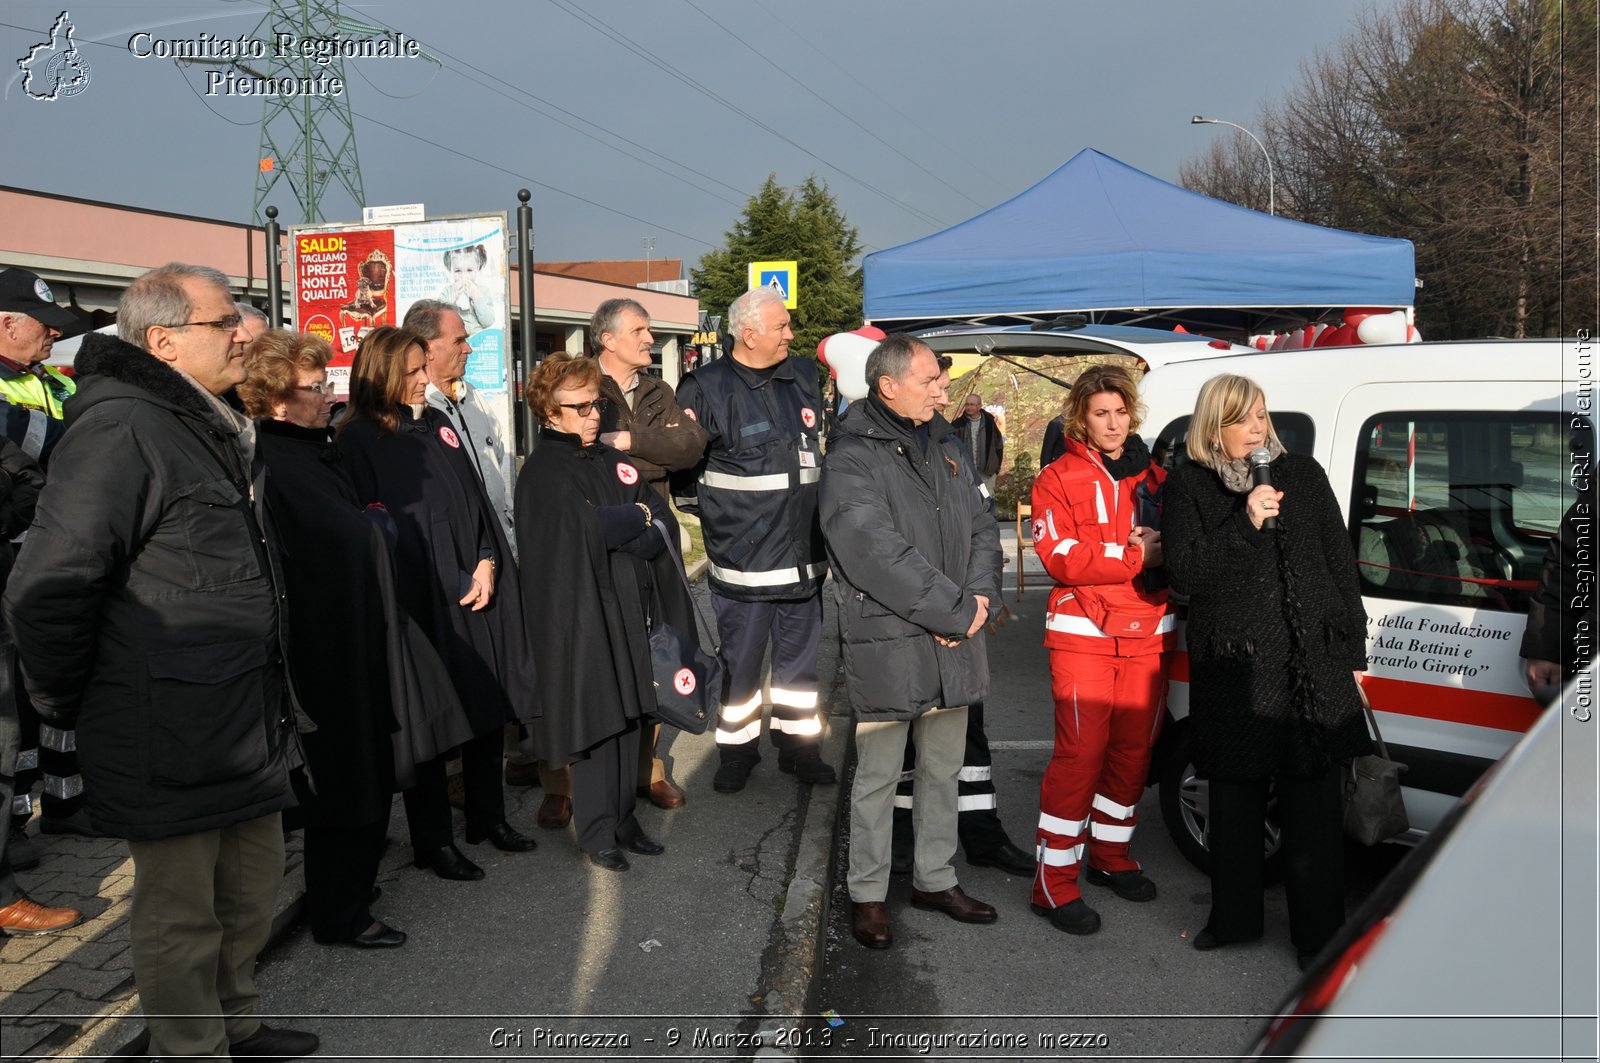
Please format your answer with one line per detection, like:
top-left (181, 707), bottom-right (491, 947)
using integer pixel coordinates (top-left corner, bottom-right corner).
top-left (515, 354), bottom-right (691, 873)
top-left (1162, 373), bottom-right (1371, 969)
top-left (241, 328), bottom-right (415, 947)
top-left (338, 327), bottom-right (540, 882)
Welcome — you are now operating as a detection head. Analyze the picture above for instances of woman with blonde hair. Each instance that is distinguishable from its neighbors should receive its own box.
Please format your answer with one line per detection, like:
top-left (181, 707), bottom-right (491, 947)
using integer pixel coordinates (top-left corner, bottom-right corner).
top-left (1162, 373), bottom-right (1369, 969)
top-left (1028, 363), bottom-right (1174, 936)
top-left (338, 326), bottom-right (539, 882)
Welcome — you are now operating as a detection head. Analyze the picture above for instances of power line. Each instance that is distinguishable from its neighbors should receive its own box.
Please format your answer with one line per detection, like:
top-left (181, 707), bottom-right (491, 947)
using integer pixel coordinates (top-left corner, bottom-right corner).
top-left (352, 108), bottom-right (718, 249)
top-left (749, 0), bottom-right (1009, 193)
top-left (337, 9), bottom-right (750, 209)
top-left (682, 0), bottom-right (987, 211)
top-left (545, 0), bottom-right (952, 231)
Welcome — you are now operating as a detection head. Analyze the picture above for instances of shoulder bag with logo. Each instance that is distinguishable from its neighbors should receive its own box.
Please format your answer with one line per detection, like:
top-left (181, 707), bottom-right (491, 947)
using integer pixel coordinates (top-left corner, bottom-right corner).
top-left (646, 520), bottom-right (722, 735)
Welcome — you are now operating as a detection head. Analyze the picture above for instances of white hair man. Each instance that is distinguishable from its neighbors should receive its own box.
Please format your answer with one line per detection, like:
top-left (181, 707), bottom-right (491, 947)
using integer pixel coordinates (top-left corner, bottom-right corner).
top-left (675, 288), bottom-right (835, 792)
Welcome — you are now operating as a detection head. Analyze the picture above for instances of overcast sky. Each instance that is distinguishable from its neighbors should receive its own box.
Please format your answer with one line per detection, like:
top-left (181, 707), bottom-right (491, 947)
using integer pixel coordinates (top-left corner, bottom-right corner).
top-left (4, 0), bottom-right (1390, 269)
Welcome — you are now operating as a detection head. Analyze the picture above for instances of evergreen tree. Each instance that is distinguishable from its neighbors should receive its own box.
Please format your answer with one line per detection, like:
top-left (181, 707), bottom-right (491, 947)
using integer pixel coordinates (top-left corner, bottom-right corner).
top-left (692, 173), bottom-right (864, 364)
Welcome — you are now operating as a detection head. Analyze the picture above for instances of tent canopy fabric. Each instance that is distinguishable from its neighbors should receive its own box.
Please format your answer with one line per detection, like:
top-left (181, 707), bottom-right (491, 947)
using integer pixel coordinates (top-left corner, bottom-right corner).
top-left (863, 148), bottom-right (1415, 325)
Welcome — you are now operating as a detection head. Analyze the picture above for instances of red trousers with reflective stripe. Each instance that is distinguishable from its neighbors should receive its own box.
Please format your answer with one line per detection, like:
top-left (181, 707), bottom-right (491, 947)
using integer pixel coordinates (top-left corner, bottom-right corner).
top-left (1033, 649), bottom-right (1167, 908)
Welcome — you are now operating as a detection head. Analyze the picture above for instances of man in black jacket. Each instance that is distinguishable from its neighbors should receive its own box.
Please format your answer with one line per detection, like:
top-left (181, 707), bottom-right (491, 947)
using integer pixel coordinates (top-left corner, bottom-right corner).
top-left (821, 334), bottom-right (1002, 950)
top-left (3, 264), bottom-right (317, 1061)
top-left (0, 268), bottom-right (94, 856)
top-left (0, 434), bottom-right (81, 935)
top-left (677, 289), bottom-right (834, 793)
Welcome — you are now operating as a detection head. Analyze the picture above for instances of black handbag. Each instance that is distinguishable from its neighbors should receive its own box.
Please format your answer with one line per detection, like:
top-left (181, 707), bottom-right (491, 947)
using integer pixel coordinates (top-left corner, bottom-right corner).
top-left (645, 521), bottom-right (722, 735)
top-left (1343, 684), bottom-right (1410, 845)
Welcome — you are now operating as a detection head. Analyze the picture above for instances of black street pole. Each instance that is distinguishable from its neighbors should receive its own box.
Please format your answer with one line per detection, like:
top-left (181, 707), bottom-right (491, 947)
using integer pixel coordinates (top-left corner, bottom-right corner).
top-left (516, 189), bottom-right (536, 455)
top-left (264, 205), bottom-right (283, 326)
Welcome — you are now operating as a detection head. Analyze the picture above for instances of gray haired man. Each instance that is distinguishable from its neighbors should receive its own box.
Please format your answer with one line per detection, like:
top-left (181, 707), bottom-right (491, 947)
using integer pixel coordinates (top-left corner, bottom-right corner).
top-left (5, 263), bottom-right (316, 1060)
top-left (820, 334), bottom-right (1001, 949)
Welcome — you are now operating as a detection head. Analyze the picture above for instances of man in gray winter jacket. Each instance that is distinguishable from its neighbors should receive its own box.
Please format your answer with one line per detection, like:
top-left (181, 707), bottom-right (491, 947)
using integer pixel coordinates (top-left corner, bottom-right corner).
top-left (820, 334), bottom-right (1002, 950)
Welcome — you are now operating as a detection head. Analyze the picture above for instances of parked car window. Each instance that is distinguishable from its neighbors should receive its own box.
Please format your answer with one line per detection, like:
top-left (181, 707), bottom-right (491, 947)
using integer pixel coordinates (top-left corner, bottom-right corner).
top-left (1152, 412), bottom-right (1314, 472)
top-left (1350, 412), bottom-right (1582, 613)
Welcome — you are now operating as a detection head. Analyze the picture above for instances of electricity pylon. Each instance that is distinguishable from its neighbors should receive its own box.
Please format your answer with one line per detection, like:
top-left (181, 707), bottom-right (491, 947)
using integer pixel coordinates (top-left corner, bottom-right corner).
top-left (246, 0), bottom-right (370, 223)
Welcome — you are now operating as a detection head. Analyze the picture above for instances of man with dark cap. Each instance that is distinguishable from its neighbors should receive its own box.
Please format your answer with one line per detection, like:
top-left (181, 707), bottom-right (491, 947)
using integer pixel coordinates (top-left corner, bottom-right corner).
top-left (0, 268), bottom-right (93, 865)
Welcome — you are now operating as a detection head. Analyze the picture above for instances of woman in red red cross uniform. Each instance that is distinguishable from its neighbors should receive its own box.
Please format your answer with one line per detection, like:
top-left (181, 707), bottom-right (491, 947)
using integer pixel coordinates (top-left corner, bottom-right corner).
top-left (1028, 364), bottom-right (1175, 936)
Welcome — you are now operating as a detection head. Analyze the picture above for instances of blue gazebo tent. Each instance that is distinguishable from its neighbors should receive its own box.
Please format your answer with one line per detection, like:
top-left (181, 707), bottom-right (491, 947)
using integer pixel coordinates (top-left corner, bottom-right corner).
top-left (863, 149), bottom-right (1416, 336)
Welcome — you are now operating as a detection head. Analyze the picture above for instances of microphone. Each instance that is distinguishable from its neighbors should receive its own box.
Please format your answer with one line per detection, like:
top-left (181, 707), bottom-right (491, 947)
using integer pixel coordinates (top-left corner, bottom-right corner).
top-left (1249, 447), bottom-right (1276, 530)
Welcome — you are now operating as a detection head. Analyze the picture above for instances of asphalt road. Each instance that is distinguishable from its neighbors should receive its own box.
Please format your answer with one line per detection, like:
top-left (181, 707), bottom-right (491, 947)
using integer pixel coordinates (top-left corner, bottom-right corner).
top-left (806, 581), bottom-right (1407, 1063)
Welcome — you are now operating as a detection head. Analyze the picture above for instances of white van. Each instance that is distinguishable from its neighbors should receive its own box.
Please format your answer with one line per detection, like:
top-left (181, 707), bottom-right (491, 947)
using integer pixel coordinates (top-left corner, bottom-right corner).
top-left (917, 324), bottom-right (1580, 872)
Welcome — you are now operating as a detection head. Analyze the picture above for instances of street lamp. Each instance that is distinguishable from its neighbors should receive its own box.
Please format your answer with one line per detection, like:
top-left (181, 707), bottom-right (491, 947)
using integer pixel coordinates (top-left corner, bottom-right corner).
top-left (1191, 115), bottom-right (1275, 216)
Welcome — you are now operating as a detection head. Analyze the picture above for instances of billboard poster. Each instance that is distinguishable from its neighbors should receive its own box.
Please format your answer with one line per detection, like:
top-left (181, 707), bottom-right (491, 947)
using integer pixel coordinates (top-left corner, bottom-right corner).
top-left (290, 212), bottom-right (515, 479)
top-left (390, 218), bottom-right (508, 395)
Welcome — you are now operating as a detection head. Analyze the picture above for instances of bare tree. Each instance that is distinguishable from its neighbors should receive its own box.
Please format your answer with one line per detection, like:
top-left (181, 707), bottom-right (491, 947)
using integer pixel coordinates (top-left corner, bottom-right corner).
top-left (1179, 0), bottom-right (1596, 339)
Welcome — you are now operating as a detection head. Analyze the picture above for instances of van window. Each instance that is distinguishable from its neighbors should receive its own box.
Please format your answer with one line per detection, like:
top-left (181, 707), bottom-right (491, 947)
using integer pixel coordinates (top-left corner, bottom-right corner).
top-left (1351, 412), bottom-right (1582, 613)
top-left (1152, 412), bottom-right (1315, 472)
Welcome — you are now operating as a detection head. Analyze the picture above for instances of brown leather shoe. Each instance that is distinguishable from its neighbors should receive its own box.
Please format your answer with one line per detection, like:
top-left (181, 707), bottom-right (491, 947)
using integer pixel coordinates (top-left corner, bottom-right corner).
top-left (637, 779), bottom-right (686, 810)
top-left (0, 896), bottom-right (85, 936)
top-left (537, 794), bottom-right (572, 829)
top-left (851, 901), bottom-right (892, 949)
top-left (909, 884), bottom-right (998, 924)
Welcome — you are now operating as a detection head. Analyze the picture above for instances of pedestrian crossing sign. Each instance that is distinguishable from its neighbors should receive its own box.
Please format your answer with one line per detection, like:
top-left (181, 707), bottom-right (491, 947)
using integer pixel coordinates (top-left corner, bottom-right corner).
top-left (747, 260), bottom-right (798, 309)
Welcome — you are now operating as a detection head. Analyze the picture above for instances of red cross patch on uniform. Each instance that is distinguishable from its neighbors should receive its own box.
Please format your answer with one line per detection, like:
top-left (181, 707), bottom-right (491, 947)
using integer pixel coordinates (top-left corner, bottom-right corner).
top-left (801, 407), bottom-right (817, 428)
top-left (1032, 517), bottom-right (1047, 542)
top-left (438, 426), bottom-right (461, 449)
top-left (616, 462), bottom-right (639, 485)
top-left (673, 667), bottom-right (696, 694)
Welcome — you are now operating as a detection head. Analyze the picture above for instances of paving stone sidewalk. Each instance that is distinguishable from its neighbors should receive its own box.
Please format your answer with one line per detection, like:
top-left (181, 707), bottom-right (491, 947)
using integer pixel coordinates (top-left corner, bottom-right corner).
top-left (0, 827), bottom-right (306, 1059)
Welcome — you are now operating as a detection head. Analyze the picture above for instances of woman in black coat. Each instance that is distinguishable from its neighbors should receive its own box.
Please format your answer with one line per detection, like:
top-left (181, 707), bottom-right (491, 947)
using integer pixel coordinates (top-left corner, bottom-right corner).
top-left (515, 354), bottom-right (690, 872)
top-left (242, 329), bottom-right (412, 947)
top-left (338, 327), bottom-right (540, 881)
top-left (1162, 373), bottom-right (1371, 968)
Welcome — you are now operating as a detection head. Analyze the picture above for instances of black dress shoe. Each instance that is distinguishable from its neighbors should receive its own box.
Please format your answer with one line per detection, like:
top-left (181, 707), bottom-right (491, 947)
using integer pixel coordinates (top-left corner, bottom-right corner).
top-left (620, 832), bottom-right (665, 856)
top-left (228, 1023), bottom-right (320, 1061)
top-left (411, 844), bottom-right (485, 881)
top-left (1031, 898), bottom-right (1101, 935)
top-left (1085, 866), bottom-right (1157, 902)
top-left (349, 921), bottom-right (406, 949)
top-left (587, 848), bottom-right (630, 872)
top-left (966, 840), bottom-right (1037, 876)
top-left (465, 821), bottom-right (538, 852)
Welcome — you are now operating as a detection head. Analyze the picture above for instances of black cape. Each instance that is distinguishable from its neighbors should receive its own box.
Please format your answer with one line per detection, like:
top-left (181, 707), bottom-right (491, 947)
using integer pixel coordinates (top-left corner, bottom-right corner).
top-left (260, 420), bottom-right (473, 804)
top-left (339, 405), bottom-right (539, 734)
top-left (515, 429), bottom-right (695, 765)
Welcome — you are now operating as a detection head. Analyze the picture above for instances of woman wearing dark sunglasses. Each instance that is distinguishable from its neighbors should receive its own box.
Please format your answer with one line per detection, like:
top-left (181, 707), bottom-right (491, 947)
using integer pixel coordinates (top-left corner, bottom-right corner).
top-left (514, 354), bottom-right (693, 872)
top-left (338, 326), bottom-right (540, 883)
